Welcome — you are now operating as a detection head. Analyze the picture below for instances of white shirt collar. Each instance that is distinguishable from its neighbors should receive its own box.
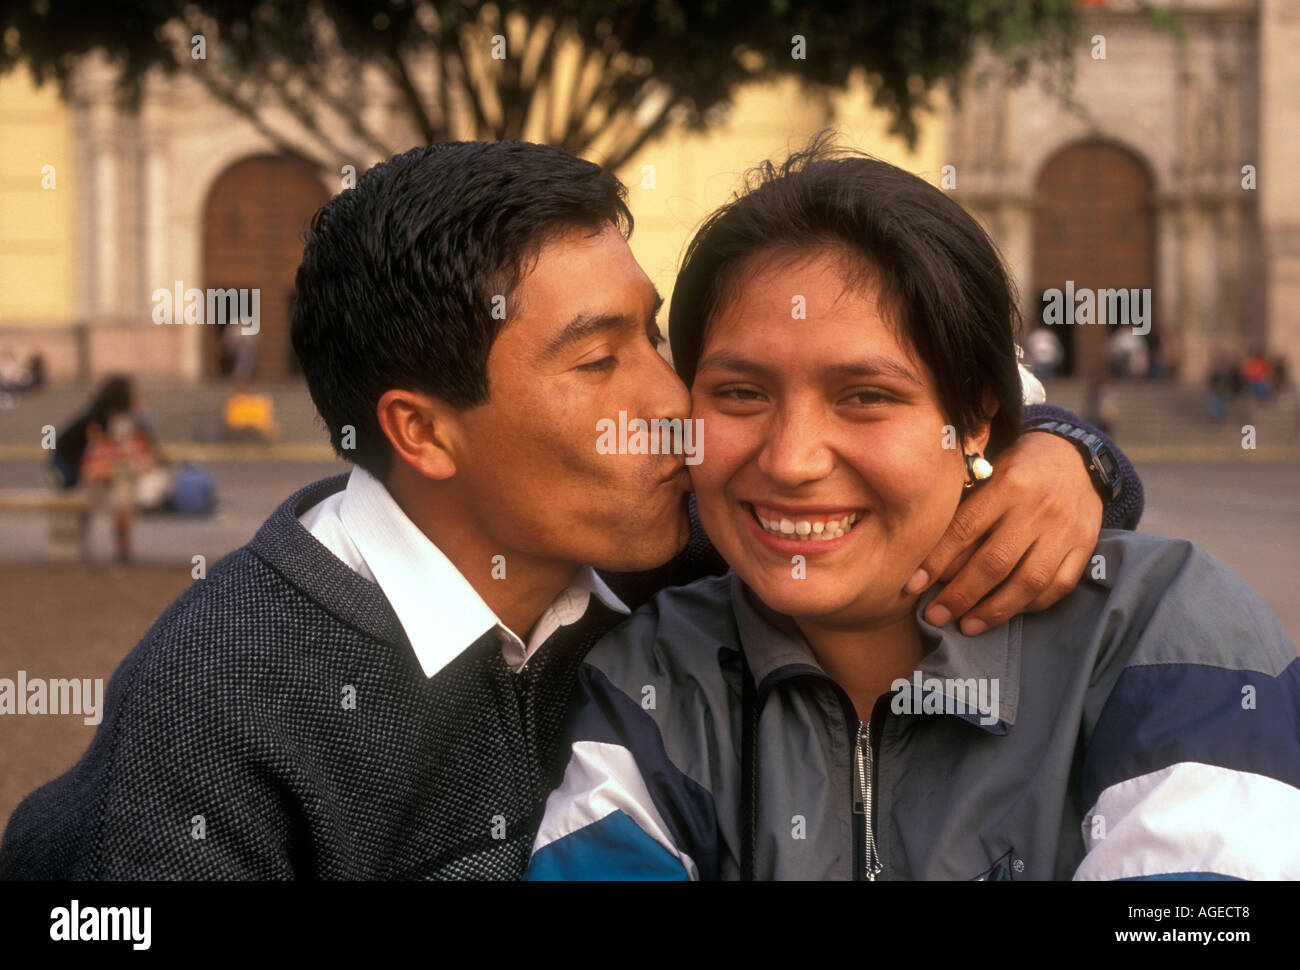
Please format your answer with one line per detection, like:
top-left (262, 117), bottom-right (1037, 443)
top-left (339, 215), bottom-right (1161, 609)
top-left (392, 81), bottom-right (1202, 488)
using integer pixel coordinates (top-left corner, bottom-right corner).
top-left (324, 466), bottom-right (629, 677)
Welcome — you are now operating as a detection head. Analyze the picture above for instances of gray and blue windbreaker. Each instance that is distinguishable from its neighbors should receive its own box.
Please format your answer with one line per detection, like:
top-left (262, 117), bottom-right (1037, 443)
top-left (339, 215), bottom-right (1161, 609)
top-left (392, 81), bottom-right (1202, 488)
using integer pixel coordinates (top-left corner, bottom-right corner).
top-left (523, 531), bottom-right (1300, 880)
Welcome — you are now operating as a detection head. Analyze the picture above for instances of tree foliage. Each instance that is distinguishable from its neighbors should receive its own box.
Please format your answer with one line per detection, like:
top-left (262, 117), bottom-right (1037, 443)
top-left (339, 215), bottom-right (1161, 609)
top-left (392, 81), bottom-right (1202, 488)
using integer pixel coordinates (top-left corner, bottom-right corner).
top-left (1, 1), bottom-right (1082, 172)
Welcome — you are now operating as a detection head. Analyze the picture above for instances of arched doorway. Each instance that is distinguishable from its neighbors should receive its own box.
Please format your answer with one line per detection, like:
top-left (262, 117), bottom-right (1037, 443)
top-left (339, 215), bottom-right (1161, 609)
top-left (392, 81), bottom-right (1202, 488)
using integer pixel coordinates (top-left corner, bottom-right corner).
top-left (1032, 141), bottom-right (1156, 380)
top-left (201, 155), bottom-right (330, 381)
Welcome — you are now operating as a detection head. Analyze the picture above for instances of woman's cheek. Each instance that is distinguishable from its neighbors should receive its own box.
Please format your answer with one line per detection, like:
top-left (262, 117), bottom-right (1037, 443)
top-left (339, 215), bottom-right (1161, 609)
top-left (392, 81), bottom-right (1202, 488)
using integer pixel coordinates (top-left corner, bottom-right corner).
top-left (856, 423), bottom-right (964, 544)
top-left (848, 423), bottom-right (938, 502)
top-left (688, 410), bottom-right (747, 531)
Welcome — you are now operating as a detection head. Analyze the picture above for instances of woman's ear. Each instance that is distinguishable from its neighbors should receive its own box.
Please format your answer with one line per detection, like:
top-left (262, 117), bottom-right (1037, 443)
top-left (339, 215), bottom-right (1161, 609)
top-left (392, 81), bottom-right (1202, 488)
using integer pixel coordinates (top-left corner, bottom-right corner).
top-left (969, 388), bottom-right (1000, 455)
top-left (375, 388), bottom-right (460, 481)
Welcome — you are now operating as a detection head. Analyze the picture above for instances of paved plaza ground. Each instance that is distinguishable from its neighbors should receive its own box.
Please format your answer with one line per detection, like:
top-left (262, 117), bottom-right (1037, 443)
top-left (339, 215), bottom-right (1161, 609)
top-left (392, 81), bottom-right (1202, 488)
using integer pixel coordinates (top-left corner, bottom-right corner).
top-left (1, 455), bottom-right (1296, 838)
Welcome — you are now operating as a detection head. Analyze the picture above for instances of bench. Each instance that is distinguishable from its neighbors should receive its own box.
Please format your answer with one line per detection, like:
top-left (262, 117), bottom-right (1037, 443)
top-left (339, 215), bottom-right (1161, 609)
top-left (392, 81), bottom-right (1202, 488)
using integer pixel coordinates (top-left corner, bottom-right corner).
top-left (0, 488), bottom-right (95, 560)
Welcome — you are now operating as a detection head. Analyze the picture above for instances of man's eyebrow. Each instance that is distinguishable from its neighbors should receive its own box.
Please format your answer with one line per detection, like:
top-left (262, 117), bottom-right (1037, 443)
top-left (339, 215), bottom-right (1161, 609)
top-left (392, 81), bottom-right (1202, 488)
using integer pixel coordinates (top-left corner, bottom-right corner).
top-left (697, 352), bottom-right (921, 385)
top-left (539, 313), bottom-right (632, 361)
top-left (540, 290), bottom-right (665, 362)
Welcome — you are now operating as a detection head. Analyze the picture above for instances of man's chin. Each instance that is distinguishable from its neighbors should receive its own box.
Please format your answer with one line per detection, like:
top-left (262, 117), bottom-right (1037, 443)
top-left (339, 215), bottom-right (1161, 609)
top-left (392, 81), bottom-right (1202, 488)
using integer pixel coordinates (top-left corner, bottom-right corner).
top-left (588, 514), bottom-right (691, 573)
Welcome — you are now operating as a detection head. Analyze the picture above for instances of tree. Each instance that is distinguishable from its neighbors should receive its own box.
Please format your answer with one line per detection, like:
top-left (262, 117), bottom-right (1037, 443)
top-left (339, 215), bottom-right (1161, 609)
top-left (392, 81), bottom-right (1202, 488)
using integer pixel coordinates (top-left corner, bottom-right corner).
top-left (0, 1), bottom-right (1082, 173)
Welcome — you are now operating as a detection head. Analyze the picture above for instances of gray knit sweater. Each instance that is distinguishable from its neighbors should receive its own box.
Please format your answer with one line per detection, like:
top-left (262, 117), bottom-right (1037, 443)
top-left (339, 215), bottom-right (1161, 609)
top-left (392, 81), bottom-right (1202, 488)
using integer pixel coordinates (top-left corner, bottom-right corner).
top-left (0, 474), bottom-right (630, 879)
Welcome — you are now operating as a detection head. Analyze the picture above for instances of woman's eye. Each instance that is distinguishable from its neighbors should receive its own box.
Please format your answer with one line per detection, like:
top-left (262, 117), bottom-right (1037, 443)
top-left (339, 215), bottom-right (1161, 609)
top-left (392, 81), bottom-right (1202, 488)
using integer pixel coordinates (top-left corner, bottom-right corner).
top-left (843, 390), bottom-right (891, 406)
top-left (715, 387), bottom-right (765, 402)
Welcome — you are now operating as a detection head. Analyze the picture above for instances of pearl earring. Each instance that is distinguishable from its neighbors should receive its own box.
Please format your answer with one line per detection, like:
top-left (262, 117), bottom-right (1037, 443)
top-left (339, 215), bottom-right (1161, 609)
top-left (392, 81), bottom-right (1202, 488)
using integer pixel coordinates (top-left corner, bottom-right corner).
top-left (964, 452), bottom-right (993, 488)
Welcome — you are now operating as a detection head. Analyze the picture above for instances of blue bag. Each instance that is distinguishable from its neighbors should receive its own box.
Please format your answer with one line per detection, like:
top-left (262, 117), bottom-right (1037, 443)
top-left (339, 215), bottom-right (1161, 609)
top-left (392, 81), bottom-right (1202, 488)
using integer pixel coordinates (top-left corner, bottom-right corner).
top-left (172, 463), bottom-right (216, 515)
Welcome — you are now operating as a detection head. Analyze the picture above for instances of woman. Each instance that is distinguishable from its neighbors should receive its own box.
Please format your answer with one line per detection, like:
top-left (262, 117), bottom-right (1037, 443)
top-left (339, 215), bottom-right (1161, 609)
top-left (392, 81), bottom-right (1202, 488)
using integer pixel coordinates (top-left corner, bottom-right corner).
top-left (50, 376), bottom-right (158, 489)
top-left (523, 144), bottom-right (1300, 880)
top-left (51, 375), bottom-right (171, 560)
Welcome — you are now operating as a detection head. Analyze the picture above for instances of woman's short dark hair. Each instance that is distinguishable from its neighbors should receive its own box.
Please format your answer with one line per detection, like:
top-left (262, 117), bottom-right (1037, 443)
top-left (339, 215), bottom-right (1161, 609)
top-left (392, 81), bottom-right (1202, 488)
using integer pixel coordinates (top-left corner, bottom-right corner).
top-left (291, 141), bottom-right (633, 477)
top-left (669, 134), bottom-right (1022, 457)
top-left (88, 375), bottom-right (134, 425)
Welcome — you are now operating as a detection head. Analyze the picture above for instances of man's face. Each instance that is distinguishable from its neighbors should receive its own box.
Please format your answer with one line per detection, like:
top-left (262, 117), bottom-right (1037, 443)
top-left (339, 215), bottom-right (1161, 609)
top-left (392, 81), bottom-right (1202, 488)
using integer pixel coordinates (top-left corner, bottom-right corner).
top-left (449, 222), bottom-right (692, 573)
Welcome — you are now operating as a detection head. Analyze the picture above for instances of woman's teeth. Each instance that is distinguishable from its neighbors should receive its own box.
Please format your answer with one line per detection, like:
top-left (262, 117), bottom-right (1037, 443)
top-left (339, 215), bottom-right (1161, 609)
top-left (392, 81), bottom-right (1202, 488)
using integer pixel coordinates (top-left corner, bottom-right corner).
top-left (752, 507), bottom-right (863, 541)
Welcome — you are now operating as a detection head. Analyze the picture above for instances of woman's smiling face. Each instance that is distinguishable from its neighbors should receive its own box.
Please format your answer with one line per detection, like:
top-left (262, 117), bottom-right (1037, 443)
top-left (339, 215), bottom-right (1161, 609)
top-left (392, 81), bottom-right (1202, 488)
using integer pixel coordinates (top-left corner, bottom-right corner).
top-left (690, 247), bottom-right (991, 627)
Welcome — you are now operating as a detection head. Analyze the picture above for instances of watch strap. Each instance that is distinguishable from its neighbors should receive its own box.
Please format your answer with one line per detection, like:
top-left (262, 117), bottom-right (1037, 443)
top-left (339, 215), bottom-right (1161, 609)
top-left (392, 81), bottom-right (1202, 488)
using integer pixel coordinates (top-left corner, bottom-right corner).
top-left (1023, 418), bottom-right (1124, 505)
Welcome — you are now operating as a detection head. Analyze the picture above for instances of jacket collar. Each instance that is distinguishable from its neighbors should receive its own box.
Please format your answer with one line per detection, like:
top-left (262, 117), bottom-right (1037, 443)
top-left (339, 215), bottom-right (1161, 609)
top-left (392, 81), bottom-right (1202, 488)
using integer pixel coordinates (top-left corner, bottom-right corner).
top-left (728, 572), bottom-right (1021, 734)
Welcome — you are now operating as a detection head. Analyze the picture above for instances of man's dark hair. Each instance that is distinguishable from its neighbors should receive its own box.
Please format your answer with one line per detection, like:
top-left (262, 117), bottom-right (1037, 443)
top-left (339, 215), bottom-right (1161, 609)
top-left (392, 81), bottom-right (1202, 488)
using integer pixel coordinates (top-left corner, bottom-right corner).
top-left (291, 141), bottom-right (633, 476)
top-left (669, 134), bottom-right (1022, 457)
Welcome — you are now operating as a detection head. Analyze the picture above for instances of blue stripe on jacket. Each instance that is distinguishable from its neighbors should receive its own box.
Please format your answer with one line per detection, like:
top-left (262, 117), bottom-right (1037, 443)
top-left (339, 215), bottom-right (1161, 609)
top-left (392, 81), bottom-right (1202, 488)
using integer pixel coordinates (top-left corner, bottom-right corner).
top-left (527, 662), bottom-right (721, 880)
top-left (525, 809), bottom-right (692, 881)
top-left (1118, 872), bottom-right (1245, 881)
top-left (1082, 656), bottom-right (1300, 809)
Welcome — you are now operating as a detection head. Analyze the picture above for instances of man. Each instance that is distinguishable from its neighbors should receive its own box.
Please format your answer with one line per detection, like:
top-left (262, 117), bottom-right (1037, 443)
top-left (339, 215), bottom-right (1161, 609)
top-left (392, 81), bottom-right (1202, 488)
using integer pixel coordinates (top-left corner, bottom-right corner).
top-left (0, 141), bottom-right (1141, 879)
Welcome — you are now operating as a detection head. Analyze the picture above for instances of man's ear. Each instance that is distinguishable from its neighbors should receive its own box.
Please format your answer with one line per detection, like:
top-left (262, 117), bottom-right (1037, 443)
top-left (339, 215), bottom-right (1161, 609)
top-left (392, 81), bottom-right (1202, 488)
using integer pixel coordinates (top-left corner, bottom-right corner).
top-left (375, 388), bottom-right (461, 481)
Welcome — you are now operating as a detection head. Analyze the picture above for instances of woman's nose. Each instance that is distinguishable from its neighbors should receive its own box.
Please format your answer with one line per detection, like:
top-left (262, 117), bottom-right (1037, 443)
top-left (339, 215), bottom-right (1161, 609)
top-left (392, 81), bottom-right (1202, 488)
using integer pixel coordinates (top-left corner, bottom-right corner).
top-left (757, 410), bottom-right (835, 487)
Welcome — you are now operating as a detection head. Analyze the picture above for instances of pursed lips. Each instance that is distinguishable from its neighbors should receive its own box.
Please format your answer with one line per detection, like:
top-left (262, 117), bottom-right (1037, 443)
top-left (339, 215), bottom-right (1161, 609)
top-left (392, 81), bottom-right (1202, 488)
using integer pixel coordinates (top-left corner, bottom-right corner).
top-left (658, 459), bottom-right (690, 488)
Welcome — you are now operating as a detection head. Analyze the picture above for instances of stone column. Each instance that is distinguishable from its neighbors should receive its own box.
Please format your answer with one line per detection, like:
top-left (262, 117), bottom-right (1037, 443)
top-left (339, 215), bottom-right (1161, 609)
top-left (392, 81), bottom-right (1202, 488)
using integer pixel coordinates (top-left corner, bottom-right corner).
top-left (1000, 198), bottom-right (1036, 337)
top-left (70, 55), bottom-right (123, 326)
top-left (1155, 194), bottom-right (1183, 370)
top-left (1259, 0), bottom-right (1300, 376)
top-left (1178, 202), bottom-right (1212, 378)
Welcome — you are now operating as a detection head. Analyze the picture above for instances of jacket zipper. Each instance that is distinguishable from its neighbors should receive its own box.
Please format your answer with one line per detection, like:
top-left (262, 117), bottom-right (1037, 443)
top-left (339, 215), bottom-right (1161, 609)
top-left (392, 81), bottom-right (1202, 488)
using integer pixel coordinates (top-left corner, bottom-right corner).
top-left (852, 719), bottom-right (883, 880)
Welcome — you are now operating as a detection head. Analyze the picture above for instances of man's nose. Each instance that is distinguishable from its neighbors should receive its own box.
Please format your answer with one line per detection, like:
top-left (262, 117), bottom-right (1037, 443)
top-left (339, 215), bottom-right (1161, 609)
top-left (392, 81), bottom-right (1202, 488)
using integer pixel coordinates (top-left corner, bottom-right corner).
top-left (641, 344), bottom-right (691, 423)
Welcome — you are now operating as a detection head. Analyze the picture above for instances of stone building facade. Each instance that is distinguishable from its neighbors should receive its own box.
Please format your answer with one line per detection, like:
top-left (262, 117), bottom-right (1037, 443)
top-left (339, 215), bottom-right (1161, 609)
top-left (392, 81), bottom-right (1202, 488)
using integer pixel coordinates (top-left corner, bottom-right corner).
top-left (1, 0), bottom-right (1294, 385)
top-left (948, 0), bottom-right (1296, 382)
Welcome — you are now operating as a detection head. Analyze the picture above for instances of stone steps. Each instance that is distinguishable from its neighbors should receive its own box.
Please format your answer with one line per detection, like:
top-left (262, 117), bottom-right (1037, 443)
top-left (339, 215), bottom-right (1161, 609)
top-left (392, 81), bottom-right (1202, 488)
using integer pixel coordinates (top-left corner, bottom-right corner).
top-left (0, 380), bottom-right (326, 445)
top-left (1038, 378), bottom-right (1298, 447)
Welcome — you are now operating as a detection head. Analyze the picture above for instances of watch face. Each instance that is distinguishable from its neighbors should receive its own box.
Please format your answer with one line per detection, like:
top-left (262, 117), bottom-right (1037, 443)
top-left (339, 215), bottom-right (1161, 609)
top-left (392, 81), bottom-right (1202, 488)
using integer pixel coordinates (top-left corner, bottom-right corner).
top-left (1096, 450), bottom-right (1119, 479)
